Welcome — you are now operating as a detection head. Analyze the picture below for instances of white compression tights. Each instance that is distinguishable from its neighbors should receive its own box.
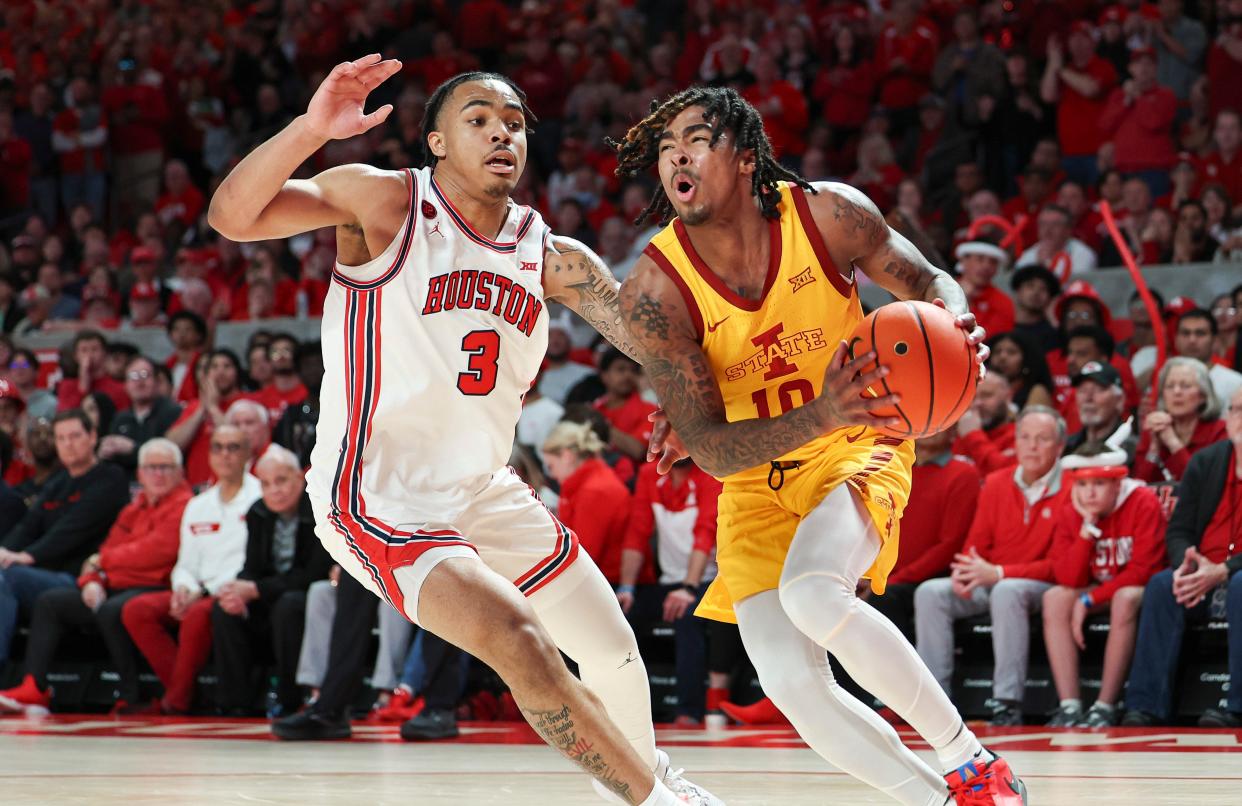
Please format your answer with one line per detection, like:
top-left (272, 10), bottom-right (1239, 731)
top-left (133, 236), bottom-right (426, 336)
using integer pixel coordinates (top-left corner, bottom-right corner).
top-left (735, 484), bottom-right (977, 805)
top-left (528, 552), bottom-right (659, 770)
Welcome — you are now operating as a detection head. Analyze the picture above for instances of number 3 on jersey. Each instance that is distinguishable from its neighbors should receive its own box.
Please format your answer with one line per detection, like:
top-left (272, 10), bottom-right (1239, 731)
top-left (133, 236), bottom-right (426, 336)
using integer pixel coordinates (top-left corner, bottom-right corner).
top-left (458, 329), bottom-right (500, 395)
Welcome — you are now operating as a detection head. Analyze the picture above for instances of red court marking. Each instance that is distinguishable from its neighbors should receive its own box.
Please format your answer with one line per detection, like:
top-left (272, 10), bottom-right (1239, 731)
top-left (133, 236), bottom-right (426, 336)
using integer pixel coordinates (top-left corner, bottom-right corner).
top-left (0, 717), bottom-right (1239, 753)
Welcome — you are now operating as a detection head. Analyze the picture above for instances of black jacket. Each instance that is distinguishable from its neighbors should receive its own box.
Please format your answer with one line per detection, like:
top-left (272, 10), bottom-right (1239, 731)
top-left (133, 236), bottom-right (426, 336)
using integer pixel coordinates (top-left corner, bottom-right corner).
top-left (1168, 440), bottom-right (1242, 574)
top-left (1, 462), bottom-right (129, 574)
top-left (108, 396), bottom-right (184, 473)
top-left (239, 493), bottom-right (332, 603)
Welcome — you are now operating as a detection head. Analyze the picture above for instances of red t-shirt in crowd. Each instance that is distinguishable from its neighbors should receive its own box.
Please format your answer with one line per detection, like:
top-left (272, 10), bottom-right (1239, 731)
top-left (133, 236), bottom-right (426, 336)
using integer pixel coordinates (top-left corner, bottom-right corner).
top-left (1056, 57), bottom-right (1118, 157)
top-left (171, 391), bottom-right (245, 487)
top-left (875, 22), bottom-right (937, 110)
top-left (1050, 481), bottom-right (1167, 605)
top-left (57, 375), bottom-right (131, 413)
top-left (888, 455), bottom-right (981, 586)
top-left (0, 134), bottom-right (33, 211)
top-left (558, 457), bottom-right (631, 584)
top-left (1099, 83), bottom-right (1178, 172)
top-left (250, 380), bottom-right (309, 423)
top-left (1197, 150), bottom-right (1242, 206)
top-left (813, 61), bottom-right (877, 131)
top-left (742, 79), bottom-right (809, 158)
top-left (155, 185), bottom-right (205, 228)
top-left (968, 285), bottom-right (1015, 341)
top-left (594, 393), bottom-right (658, 446)
top-left (952, 421), bottom-right (1017, 475)
top-left (1197, 452), bottom-right (1242, 565)
top-left (101, 83), bottom-right (169, 155)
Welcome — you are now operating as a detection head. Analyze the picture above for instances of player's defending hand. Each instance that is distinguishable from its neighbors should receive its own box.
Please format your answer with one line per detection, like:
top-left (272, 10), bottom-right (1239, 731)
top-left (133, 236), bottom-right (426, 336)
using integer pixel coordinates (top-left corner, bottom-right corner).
top-left (304, 54), bottom-right (402, 140)
top-left (817, 342), bottom-right (903, 432)
top-left (647, 408), bottom-right (690, 475)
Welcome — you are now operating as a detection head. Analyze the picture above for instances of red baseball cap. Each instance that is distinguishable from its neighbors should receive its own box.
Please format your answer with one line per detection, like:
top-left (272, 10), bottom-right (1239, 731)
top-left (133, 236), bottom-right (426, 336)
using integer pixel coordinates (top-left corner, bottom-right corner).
top-left (0, 378), bottom-right (25, 412)
top-left (131, 245), bottom-right (157, 263)
top-left (1130, 45), bottom-right (1157, 62)
top-left (129, 281), bottom-right (160, 302)
top-left (1099, 5), bottom-right (1126, 25)
top-left (1068, 21), bottom-right (1095, 38)
top-left (1056, 279), bottom-right (1113, 330)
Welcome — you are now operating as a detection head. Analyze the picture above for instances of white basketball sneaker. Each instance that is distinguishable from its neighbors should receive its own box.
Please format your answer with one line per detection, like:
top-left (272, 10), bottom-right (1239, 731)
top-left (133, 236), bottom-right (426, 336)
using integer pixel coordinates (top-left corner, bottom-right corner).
top-left (591, 749), bottom-right (725, 804)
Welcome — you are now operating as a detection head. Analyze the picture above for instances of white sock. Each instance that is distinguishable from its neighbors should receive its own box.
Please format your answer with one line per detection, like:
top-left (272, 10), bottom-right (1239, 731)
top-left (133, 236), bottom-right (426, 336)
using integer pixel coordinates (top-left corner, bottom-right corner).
top-left (638, 777), bottom-right (681, 806)
top-left (1092, 700), bottom-right (1115, 711)
top-left (935, 722), bottom-right (990, 775)
top-left (529, 555), bottom-right (659, 769)
top-left (1060, 698), bottom-right (1082, 710)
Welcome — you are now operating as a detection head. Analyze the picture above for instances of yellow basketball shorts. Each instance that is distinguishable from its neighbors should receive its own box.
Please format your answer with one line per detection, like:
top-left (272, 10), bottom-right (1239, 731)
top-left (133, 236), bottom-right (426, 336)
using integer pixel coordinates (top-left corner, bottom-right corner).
top-left (695, 434), bottom-right (914, 624)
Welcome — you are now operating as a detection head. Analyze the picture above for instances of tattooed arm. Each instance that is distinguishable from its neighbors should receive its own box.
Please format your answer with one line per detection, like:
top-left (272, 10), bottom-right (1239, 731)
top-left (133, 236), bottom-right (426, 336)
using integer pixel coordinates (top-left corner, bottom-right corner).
top-left (617, 255), bottom-right (898, 479)
top-left (806, 181), bottom-right (988, 365)
top-left (807, 181), bottom-right (968, 314)
top-left (543, 235), bottom-right (643, 362)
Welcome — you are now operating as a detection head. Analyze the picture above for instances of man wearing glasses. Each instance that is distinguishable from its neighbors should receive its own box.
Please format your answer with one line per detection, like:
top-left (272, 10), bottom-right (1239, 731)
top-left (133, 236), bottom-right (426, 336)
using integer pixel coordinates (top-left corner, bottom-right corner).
top-left (99, 356), bottom-right (183, 477)
top-left (0, 438), bottom-right (192, 715)
top-left (120, 424), bottom-right (261, 714)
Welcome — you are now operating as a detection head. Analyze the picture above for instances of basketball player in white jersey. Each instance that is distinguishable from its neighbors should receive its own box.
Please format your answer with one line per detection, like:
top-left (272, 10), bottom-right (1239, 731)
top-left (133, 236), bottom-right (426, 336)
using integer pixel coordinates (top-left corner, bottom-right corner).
top-left (209, 58), bottom-right (719, 806)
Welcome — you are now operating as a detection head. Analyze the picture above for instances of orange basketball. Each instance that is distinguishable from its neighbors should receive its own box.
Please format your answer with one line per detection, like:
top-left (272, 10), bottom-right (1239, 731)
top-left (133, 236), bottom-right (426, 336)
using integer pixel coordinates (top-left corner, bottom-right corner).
top-left (847, 300), bottom-right (978, 439)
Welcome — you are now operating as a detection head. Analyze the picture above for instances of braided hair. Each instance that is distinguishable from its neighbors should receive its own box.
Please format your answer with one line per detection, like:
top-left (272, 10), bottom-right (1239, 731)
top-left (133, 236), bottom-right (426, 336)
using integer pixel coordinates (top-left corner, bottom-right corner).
top-left (607, 86), bottom-right (814, 226)
top-left (420, 72), bottom-right (536, 168)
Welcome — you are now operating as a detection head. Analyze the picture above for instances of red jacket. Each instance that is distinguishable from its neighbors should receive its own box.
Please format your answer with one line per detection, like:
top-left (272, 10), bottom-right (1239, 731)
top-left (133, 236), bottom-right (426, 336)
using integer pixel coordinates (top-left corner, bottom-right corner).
top-left (1050, 480), bottom-right (1166, 605)
top-left (875, 22), bottom-right (937, 110)
top-left (623, 462), bottom-right (721, 585)
top-left (559, 457), bottom-right (631, 584)
top-left (962, 466), bottom-right (1068, 581)
top-left (1133, 418), bottom-right (1228, 483)
top-left (1099, 84), bottom-right (1178, 172)
top-left (813, 61), bottom-right (877, 130)
top-left (742, 79), bottom-right (809, 157)
top-left (889, 456), bottom-right (981, 585)
top-left (953, 421), bottom-right (1017, 475)
top-left (79, 483), bottom-right (193, 591)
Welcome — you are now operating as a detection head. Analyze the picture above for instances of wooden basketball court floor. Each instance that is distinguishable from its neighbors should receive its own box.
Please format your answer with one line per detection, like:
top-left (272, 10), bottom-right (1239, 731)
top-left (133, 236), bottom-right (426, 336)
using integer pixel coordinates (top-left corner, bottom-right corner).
top-left (2, 716), bottom-right (1239, 804)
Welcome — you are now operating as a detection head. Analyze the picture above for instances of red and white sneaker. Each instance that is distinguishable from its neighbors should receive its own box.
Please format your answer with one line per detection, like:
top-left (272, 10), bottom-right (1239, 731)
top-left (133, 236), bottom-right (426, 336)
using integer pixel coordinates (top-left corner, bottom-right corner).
top-left (0, 674), bottom-right (51, 716)
top-left (369, 688), bottom-right (423, 723)
top-left (945, 751), bottom-right (1028, 805)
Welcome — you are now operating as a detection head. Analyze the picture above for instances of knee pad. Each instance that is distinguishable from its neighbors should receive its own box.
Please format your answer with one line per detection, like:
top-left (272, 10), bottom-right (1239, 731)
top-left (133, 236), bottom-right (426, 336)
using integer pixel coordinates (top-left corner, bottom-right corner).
top-left (779, 572), bottom-right (857, 648)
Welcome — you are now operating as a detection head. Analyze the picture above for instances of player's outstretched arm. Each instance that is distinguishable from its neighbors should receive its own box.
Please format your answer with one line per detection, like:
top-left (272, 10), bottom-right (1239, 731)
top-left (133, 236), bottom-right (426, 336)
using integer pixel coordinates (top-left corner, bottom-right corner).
top-left (618, 255), bottom-right (899, 479)
top-left (804, 181), bottom-right (989, 365)
top-left (543, 235), bottom-right (643, 362)
top-left (208, 54), bottom-right (403, 242)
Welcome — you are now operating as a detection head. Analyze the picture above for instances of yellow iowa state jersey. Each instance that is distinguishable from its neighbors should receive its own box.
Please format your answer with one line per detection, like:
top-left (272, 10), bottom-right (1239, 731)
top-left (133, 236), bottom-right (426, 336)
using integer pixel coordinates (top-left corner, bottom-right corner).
top-left (644, 182), bottom-right (891, 481)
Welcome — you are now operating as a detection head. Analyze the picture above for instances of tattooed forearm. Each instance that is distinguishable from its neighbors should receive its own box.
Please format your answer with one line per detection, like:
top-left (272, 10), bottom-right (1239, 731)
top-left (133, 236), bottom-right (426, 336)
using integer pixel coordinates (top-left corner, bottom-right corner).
top-left (643, 350), bottom-right (829, 478)
top-left (628, 295), bottom-right (670, 341)
top-left (881, 257), bottom-right (936, 299)
top-left (545, 242), bottom-right (644, 362)
top-left (523, 705), bottom-right (637, 804)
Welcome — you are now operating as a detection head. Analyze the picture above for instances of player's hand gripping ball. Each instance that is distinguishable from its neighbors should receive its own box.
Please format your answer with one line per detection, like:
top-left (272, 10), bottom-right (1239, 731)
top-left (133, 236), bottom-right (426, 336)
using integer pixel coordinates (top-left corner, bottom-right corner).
top-left (848, 300), bottom-right (978, 439)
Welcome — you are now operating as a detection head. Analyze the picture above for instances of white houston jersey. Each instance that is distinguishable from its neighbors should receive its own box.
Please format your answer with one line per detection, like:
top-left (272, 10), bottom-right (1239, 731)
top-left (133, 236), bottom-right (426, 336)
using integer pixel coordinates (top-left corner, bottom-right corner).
top-left (307, 167), bottom-right (551, 521)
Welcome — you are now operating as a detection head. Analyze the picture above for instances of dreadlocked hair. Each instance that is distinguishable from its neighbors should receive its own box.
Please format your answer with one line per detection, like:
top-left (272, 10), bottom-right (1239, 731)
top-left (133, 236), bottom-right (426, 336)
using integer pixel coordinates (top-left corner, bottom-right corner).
top-left (606, 86), bottom-right (814, 227)
top-left (420, 72), bottom-right (537, 168)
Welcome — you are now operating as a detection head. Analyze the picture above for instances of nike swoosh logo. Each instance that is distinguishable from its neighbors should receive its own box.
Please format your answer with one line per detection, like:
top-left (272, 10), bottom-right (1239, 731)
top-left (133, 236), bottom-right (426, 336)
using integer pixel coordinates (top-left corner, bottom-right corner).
top-left (843, 428), bottom-right (869, 443)
top-left (707, 316), bottom-right (730, 333)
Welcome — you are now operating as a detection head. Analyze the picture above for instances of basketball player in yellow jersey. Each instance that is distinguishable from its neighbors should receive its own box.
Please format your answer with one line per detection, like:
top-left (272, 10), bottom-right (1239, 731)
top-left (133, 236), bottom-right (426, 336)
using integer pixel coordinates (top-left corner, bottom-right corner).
top-left (612, 88), bottom-right (1028, 806)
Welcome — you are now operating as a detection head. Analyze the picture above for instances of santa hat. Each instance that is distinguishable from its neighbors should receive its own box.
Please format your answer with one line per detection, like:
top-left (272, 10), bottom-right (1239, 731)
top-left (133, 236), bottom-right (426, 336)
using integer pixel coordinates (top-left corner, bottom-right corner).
top-left (954, 240), bottom-right (1009, 269)
top-left (1062, 449), bottom-right (1129, 480)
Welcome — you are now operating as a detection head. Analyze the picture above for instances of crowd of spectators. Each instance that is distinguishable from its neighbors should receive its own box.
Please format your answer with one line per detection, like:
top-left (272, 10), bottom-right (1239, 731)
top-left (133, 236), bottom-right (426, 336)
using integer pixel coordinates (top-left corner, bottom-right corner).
top-left (1, 0), bottom-right (1242, 733)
